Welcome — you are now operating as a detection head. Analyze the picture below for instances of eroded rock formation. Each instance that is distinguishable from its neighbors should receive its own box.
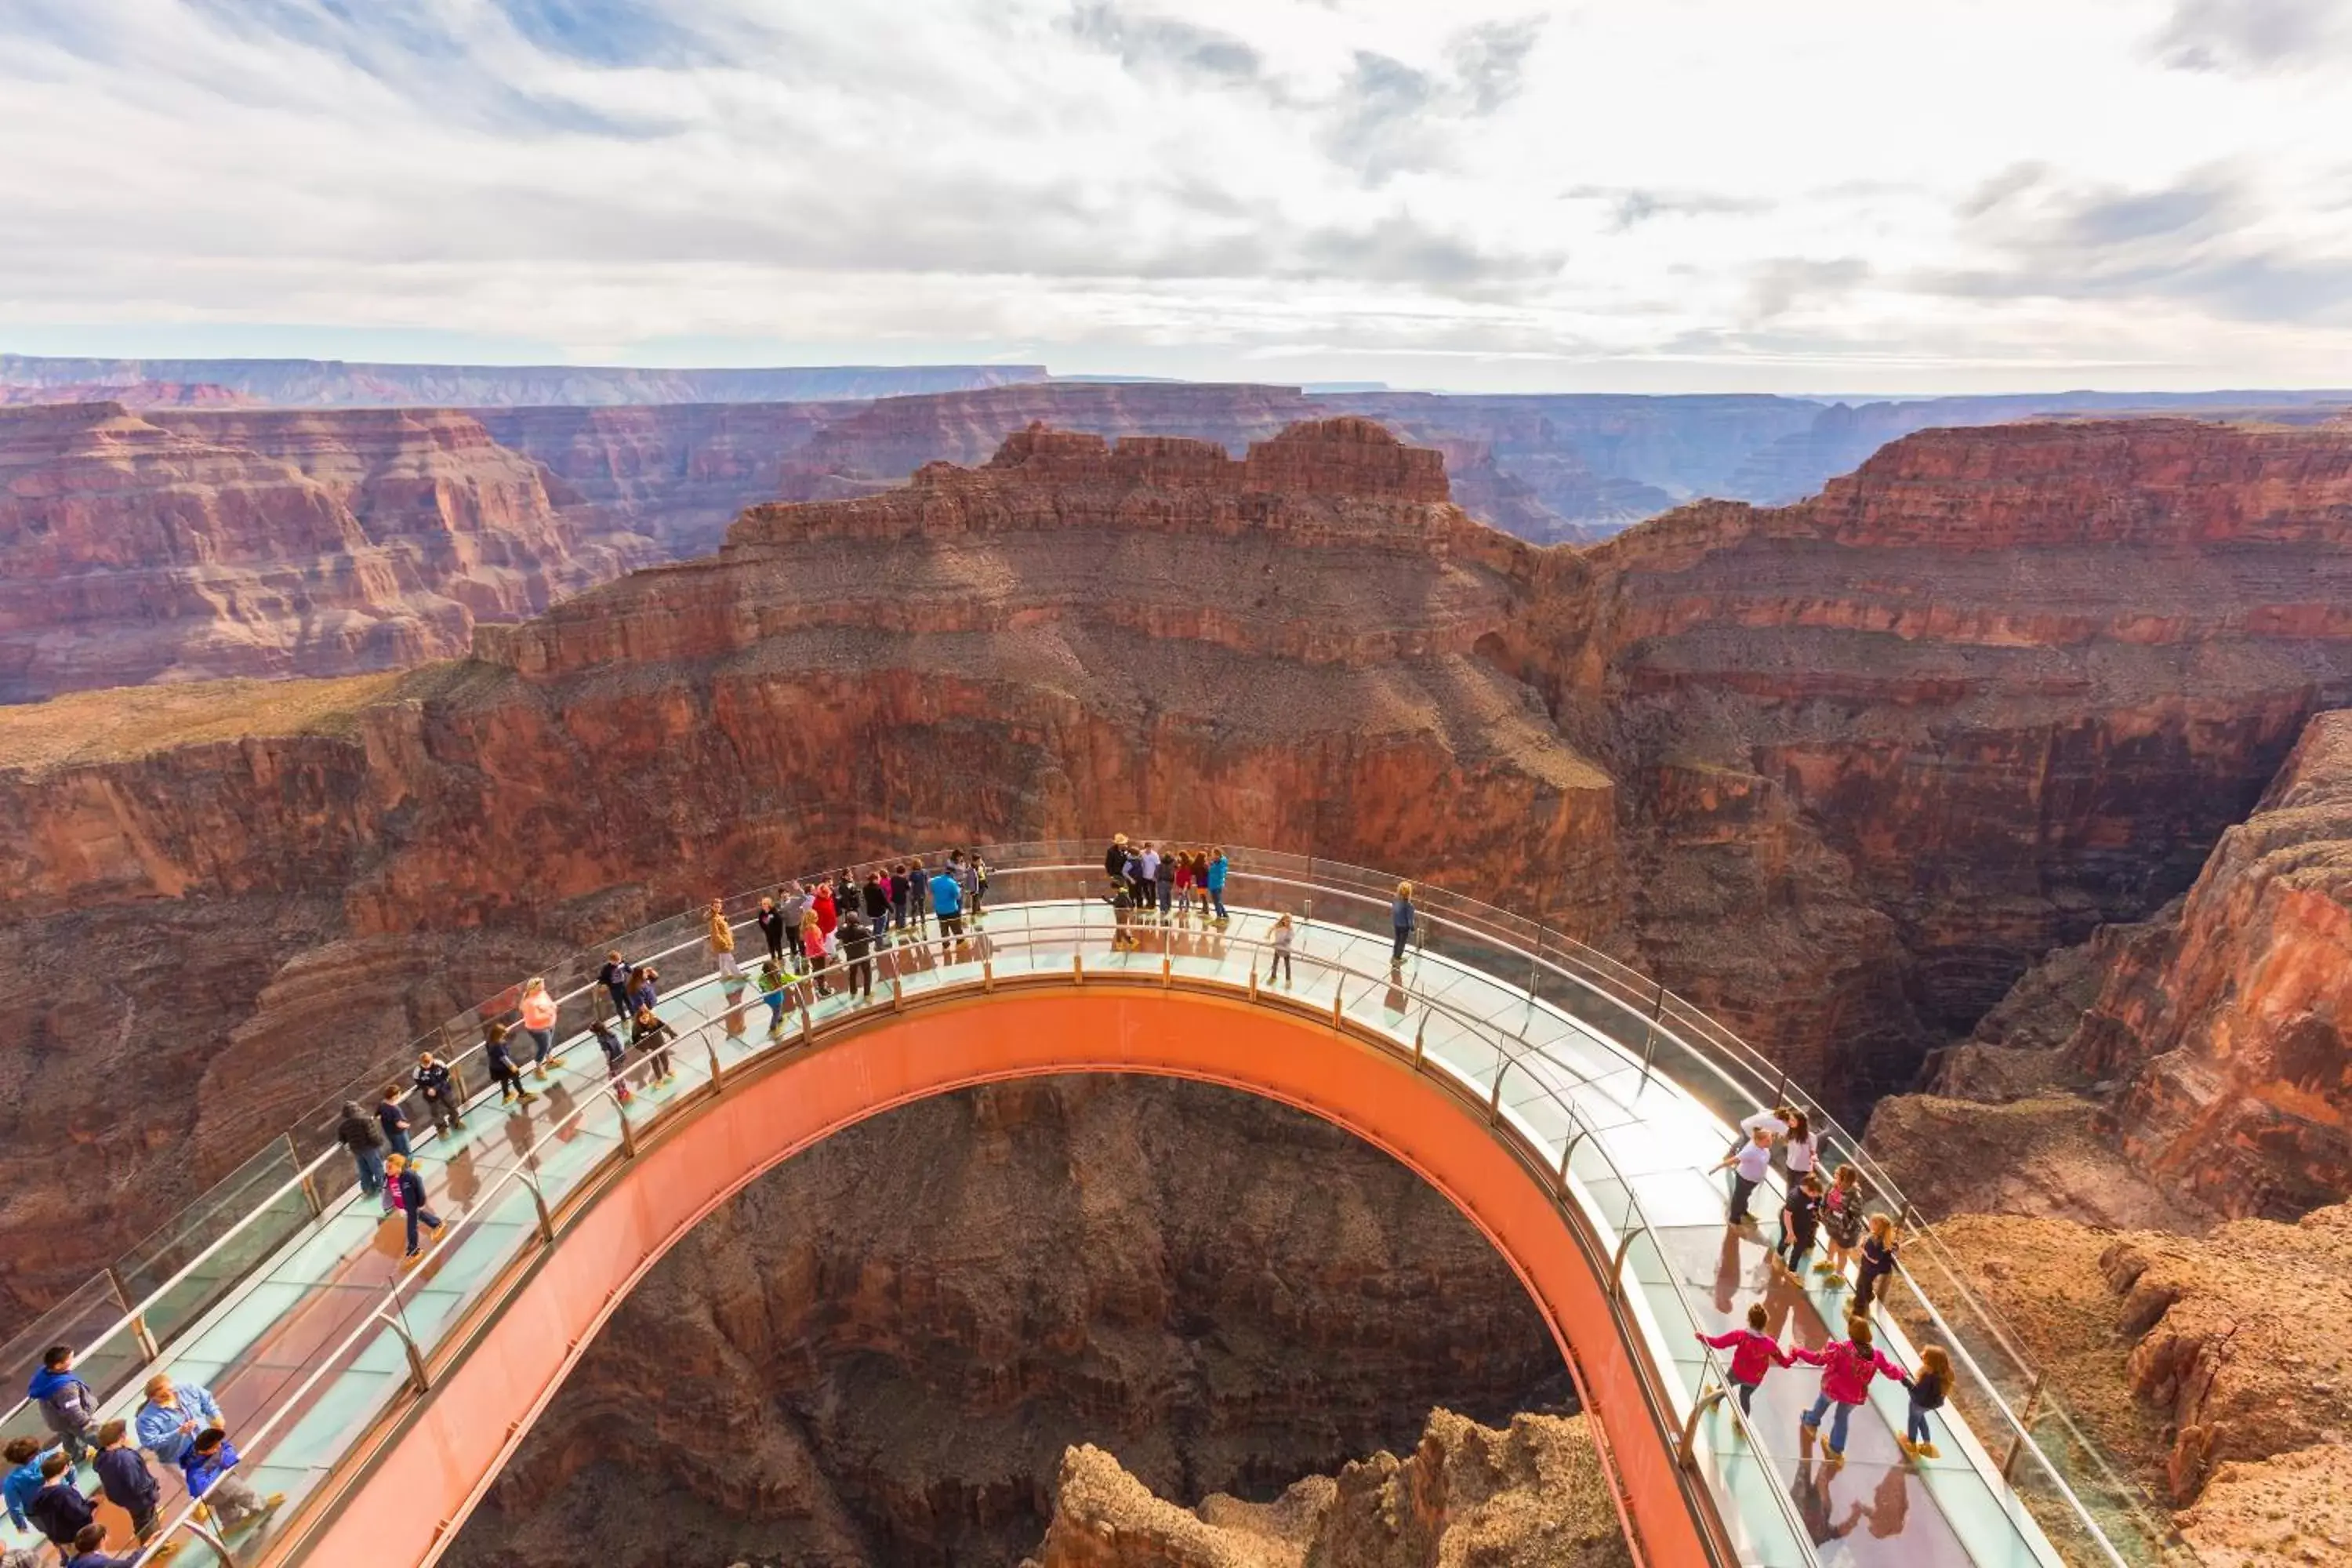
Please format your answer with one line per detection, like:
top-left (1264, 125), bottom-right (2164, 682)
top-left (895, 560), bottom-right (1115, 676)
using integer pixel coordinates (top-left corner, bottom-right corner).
top-left (6, 414), bottom-right (2352, 1318)
top-left (1018, 1408), bottom-right (1627, 1568)
top-left (437, 1078), bottom-right (1569, 1568)
top-left (1929, 1205), bottom-right (2352, 1559)
top-left (0, 402), bottom-right (655, 700)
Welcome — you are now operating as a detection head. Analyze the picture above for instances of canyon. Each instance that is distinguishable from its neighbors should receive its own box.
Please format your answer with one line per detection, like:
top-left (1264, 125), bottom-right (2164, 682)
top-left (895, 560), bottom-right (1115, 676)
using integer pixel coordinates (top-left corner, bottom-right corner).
top-left (3, 408), bottom-right (2352, 1563)
top-left (436, 1077), bottom-right (1571, 1568)
top-left (0, 401), bottom-right (657, 700)
top-left (6, 412), bottom-right (2352, 1306)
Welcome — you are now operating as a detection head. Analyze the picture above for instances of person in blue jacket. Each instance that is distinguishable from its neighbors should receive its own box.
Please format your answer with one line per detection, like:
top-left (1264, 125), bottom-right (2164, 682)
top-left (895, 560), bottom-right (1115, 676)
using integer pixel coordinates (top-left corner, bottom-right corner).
top-left (1205, 848), bottom-right (1230, 926)
top-left (178, 1428), bottom-right (280, 1530)
top-left (1390, 880), bottom-right (1417, 967)
top-left (930, 863), bottom-right (966, 946)
top-left (133, 1373), bottom-right (223, 1467)
top-left (27, 1345), bottom-right (99, 1464)
top-left (3, 1435), bottom-right (60, 1532)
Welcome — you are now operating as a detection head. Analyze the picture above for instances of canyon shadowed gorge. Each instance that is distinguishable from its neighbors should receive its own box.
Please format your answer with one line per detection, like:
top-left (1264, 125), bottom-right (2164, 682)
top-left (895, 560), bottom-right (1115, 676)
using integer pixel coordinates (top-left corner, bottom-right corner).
top-left (3, 394), bottom-right (2350, 1566)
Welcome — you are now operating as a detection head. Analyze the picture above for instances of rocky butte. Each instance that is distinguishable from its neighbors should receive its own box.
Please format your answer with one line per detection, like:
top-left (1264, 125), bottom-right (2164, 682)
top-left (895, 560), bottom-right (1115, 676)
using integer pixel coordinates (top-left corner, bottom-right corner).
top-left (0, 401), bottom-right (656, 700)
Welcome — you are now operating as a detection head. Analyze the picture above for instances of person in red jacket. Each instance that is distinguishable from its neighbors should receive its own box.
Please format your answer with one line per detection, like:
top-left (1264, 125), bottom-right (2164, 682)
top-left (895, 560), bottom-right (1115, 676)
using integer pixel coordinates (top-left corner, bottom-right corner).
top-left (1793, 1316), bottom-right (1909, 1465)
top-left (1697, 1302), bottom-right (1795, 1419)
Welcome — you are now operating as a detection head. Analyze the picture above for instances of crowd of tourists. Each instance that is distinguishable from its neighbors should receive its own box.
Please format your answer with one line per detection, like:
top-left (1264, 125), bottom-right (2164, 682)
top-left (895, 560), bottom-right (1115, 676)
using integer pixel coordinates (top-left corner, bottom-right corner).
top-left (1700, 1103), bottom-right (1955, 1468)
top-left (6, 1357), bottom-right (275, 1564)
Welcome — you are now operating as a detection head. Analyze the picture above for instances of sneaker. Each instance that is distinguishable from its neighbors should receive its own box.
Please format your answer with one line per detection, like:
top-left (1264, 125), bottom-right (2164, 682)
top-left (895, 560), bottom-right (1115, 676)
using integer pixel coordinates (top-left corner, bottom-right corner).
top-left (1918, 1442), bottom-right (1940, 1458)
top-left (193, 1503), bottom-right (211, 1524)
top-left (265, 1493), bottom-right (286, 1510)
top-left (1813, 1261), bottom-right (1837, 1275)
top-left (1824, 1446), bottom-right (1845, 1469)
top-left (149, 1544), bottom-right (178, 1563)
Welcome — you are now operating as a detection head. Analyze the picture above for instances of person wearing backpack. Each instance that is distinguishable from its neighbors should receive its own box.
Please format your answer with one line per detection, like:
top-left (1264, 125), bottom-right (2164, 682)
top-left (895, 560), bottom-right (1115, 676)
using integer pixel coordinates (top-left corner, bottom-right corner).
top-left (3, 1436), bottom-right (59, 1532)
top-left (1697, 1302), bottom-right (1794, 1418)
top-left (336, 1100), bottom-right (390, 1212)
top-left (27, 1346), bottom-right (98, 1465)
top-left (1793, 1317), bottom-right (1908, 1465)
top-left (1818, 1163), bottom-right (1867, 1285)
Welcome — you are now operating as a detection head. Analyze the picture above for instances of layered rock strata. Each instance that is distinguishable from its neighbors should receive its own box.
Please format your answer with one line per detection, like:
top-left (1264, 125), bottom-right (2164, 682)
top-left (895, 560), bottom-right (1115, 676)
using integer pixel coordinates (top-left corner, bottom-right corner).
top-left (1019, 1408), bottom-right (1628, 1568)
top-left (6, 416), bottom-right (2352, 1311)
top-left (477, 401), bottom-right (855, 560)
top-left (1929, 1205), bottom-right (2352, 1563)
top-left (1873, 706), bottom-right (2352, 1223)
top-left (0, 402), bottom-right (654, 699)
top-left (437, 1078), bottom-right (1570, 1568)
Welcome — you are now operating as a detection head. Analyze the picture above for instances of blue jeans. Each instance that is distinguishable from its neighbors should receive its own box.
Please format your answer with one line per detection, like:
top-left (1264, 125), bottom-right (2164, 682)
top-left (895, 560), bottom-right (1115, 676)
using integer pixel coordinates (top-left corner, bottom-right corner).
top-left (405, 1203), bottom-right (442, 1256)
top-left (1906, 1400), bottom-right (1932, 1444)
top-left (1803, 1393), bottom-right (1853, 1453)
top-left (524, 1027), bottom-right (554, 1064)
top-left (764, 993), bottom-right (785, 1029)
top-left (1210, 887), bottom-right (1226, 920)
top-left (352, 1145), bottom-right (386, 1201)
top-left (1392, 926), bottom-right (1411, 963)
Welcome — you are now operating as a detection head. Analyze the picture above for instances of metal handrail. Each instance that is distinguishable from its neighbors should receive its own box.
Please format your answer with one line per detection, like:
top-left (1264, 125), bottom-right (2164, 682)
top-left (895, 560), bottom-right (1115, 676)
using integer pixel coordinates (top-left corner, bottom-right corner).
top-left (0, 848), bottom-right (2150, 1565)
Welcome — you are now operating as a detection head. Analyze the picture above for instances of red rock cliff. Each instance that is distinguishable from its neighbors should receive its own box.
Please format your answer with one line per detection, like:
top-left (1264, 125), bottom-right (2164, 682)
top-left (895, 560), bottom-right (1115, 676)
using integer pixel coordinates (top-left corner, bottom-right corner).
top-left (0, 403), bottom-right (654, 700)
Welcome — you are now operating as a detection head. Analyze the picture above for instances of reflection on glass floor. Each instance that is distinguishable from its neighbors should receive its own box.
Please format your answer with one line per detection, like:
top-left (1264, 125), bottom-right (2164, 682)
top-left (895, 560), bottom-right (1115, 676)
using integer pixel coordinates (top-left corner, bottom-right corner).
top-left (0, 895), bottom-right (2073, 1568)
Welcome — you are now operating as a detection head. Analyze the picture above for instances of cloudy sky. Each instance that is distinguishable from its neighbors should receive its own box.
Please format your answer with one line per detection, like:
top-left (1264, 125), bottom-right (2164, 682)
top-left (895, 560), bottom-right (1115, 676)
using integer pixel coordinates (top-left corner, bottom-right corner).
top-left (2, 0), bottom-right (2350, 392)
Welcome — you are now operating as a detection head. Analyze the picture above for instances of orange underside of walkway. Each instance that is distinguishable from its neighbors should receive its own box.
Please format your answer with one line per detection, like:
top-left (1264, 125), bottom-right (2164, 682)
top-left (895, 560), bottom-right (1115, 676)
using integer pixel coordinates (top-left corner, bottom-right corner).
top-left (295, 987), bottom-right (1712, 1568)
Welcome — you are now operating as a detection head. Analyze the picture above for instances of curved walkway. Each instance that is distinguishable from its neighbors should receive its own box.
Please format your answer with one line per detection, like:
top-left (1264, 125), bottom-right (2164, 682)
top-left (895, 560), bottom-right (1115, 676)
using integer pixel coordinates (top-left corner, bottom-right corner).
top-left (0, 856), bottom-right (2142, 1568)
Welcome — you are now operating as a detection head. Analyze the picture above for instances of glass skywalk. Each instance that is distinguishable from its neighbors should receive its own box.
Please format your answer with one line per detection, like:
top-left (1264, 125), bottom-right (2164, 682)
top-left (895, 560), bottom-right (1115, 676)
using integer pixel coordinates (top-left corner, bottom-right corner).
top-left (0, 848), bottom-right (2174, 1568)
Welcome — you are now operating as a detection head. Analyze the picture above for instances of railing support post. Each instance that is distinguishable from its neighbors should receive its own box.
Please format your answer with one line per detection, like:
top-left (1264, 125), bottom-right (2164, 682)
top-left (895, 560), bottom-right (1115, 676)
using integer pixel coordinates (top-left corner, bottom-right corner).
top-left (1073, 952), bottom-right (1085, 985)
top-left (1487, 1062), bottom-right (1508, 1123)
top-left (705, 1039), bottom-right (724, 1090)
top-left (1638, 984), bottom-right (1664, 1087)
top-left (615, 1096), bottom-right (638, 1158)
top-left (2000, 1373), bottom-right (2047, 1482)
top-left (377, 1294), bottom-right (430, 1395)
top-left (1679, 1385), bottom-right (1726, 1468)
top-left (176, 1511), bottom-right (242, 1568)
top-left (1161, 952), bottom-right (1172, 987)
top-left (524, 1173), bottom-right (555, 1245)
top-left (289, 1131), bottom-right (325, 1219)
top-left (1610, 1226), bottom-right (1642, 1302)
top-left (982, 959), bottom-right (995, 993)
top-left (1413, 1012), bottom-right (1427, 1069)
top-left (891, 975), bottom-right (905, 1010)
top-left (107, 1265), bottom-right (162, 1362)
top-left (1331, 980), bottom-right (1345, 1028)
top-left (1249, 963), bottom-right (1260, 1000)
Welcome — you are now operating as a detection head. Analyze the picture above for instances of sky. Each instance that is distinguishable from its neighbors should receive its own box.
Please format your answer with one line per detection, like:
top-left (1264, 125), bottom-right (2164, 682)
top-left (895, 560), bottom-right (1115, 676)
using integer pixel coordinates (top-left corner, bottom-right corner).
top-left (2, 0), bottom-right (2350, 394)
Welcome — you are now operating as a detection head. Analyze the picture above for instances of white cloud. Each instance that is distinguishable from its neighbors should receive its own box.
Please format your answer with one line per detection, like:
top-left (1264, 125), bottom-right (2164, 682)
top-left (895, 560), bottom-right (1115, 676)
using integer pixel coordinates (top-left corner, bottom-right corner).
top-left (0, 0), bottom-right (2349, 392)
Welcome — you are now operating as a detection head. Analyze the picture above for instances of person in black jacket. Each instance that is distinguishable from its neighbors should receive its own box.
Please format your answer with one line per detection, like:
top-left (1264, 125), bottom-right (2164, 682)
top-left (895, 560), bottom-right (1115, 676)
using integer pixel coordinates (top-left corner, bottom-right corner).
top-left (376, 1084), bottom-right (414, 1159)
top-left (862, 872), bottom-right (892, 944)
top-left (632, 1005), bottom-right (677, 1083)
top-left (335, 1100), bottom-right (389, 1210)
top-left (25, 1452), bottom-right (93, 1548)
top-left (483, 1023), bottom-right (535, 1106)
top-left (412, 1051), bottom-right (464, 1135)
top-left (91, 1421), bottom-right (162, 1546)
top-left (840, 909), bottom-right (875, 1001)
top-left (598, 950), bottom-right (632, 1021)
top-left (756, 897), bottom-right (786, 964)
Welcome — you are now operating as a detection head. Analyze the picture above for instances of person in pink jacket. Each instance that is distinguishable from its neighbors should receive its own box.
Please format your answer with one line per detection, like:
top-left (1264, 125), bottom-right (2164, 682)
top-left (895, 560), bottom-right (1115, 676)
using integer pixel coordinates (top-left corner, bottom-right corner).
top-left (1793, 1316), bottom-right (1908, 1464)
top-left (1697, 1302), bottom-right (1793, 1418)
